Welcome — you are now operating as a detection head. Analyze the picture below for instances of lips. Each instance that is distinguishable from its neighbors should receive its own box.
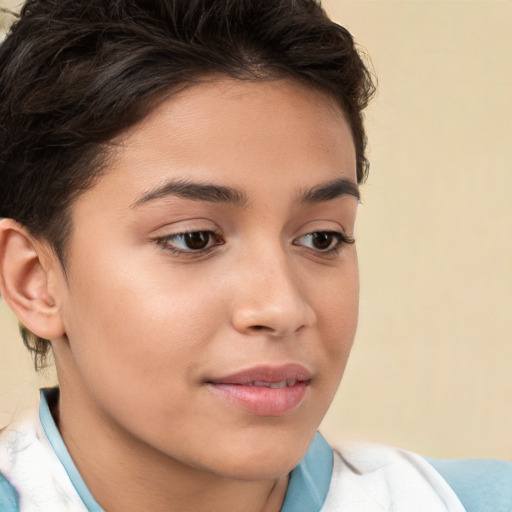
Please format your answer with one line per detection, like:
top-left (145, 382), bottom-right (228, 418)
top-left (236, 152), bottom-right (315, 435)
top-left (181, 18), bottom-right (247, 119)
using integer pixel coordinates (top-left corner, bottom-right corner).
top-left (206, 364), bottom-right (311, 416)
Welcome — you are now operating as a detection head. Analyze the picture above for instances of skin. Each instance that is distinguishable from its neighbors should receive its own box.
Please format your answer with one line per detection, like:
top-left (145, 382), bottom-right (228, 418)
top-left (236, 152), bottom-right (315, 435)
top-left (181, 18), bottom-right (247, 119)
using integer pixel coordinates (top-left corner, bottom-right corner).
top-left (0, 78), bottom-right (359, 512)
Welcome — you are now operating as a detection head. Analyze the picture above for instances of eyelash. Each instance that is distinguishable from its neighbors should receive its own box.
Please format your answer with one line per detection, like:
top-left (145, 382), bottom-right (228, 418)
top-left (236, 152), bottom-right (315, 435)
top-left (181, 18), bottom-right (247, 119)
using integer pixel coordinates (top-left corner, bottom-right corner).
top-left (155, 230), bottom-right (355, 257)
top-left (155, 230), bottom-right (225, 256)
top-left (292, 231), bottom-right (355, 256)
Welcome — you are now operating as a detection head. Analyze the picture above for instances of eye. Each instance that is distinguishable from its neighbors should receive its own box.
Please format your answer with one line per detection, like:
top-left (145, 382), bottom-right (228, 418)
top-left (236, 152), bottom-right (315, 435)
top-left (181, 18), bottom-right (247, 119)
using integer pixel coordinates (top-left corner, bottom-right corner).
top-left (294, 231), bottom-right (354, 254)
top-left (156, 230), bottom-right (224, 254)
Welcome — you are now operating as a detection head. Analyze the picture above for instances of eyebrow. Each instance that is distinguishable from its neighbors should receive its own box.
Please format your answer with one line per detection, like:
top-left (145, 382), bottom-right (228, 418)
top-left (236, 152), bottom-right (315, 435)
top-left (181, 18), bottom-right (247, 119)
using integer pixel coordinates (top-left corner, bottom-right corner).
top-left (298, 177), bottom-right (360, 204)
top-left (130, 176), bottom-right (359, 209)
top-left (130, 179), bottom-right (248, 209)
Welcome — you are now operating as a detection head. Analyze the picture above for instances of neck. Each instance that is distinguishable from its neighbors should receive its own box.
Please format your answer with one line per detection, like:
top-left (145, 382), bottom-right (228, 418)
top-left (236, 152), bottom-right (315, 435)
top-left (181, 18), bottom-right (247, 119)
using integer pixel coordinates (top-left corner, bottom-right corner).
top-left (53, 381), bottom-right (289, 512)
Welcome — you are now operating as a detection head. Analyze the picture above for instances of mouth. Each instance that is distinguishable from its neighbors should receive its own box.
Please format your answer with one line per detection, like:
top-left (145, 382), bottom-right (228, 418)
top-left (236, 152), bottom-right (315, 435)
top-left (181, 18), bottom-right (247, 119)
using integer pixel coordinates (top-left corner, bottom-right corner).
top-left (206, 364), bottom-right (312, 417)
top-left (242, 379), bottom-right (300, 388)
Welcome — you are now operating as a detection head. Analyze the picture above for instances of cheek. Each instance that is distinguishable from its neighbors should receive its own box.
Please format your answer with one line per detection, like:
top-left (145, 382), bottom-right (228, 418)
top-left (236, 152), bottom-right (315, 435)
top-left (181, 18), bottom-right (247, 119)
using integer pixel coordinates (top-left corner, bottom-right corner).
top-left (320, 260), bottom-right (359, 339)
top-left (59, 270), bottom-right (227, 447)
top-left (316, 261), bottom-right (359, 380)
top-left (61, 255), bottom-right (224, 395)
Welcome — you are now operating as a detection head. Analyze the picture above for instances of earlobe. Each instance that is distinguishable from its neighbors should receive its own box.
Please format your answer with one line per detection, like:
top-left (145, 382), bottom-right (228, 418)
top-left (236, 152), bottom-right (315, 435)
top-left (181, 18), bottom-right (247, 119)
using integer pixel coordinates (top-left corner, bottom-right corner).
top-left (0, 219), bottom-right (65, 340)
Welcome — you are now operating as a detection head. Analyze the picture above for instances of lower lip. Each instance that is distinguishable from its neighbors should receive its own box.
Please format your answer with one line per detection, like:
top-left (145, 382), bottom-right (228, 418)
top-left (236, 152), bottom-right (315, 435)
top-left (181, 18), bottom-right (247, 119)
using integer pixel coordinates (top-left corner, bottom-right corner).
top-left (207, 381), bottom-right (309, 416)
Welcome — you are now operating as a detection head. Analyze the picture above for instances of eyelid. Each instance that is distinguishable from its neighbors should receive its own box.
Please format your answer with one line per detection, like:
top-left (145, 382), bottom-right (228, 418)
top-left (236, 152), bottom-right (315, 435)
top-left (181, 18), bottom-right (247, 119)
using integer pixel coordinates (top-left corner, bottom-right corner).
top-left (294, 230), bottom-right (355, 244)
top-left (292, 230), bottom-right (355, 256)
top-left (154, 229), bottom-right (225, 256)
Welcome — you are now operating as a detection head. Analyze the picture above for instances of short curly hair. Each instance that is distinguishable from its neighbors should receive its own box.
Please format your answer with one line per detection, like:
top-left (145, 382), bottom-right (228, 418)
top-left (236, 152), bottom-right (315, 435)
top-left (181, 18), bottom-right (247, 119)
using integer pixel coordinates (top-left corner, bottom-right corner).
top-left (0, 0), bottom-right (375, 369)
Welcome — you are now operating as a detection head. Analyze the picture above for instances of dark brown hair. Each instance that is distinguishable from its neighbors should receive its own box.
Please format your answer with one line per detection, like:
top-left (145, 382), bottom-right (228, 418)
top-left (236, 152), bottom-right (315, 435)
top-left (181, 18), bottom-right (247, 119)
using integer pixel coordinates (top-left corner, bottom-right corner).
top-left (0, 0), bottom-right (375, 369)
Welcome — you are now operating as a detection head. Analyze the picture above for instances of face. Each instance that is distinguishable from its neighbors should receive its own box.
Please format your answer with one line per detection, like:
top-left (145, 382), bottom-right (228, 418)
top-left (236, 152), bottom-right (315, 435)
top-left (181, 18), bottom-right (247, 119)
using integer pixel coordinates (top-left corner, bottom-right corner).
top-left (54, 78), bottom-right (359, 480)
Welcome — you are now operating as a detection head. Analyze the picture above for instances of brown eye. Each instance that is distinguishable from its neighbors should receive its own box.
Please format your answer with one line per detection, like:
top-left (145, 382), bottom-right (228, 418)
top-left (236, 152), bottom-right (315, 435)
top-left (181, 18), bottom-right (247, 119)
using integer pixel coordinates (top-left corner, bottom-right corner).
top-left (183, 232), bottom-right (210, 250)
top-left (157, 230), bottom-right (224, 254)
top-left (294, 231), bottom-right (354, 254)
top-left (310, 232), bottom-right (336, 250)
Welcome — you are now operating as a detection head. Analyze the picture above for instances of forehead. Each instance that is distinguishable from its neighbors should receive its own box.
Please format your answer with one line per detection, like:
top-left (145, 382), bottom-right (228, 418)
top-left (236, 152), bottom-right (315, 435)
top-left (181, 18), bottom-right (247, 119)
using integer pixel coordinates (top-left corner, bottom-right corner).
top-left (75, 78), bottom-right (356, 219)
top-left (114, 78), bottom-right (353, 178)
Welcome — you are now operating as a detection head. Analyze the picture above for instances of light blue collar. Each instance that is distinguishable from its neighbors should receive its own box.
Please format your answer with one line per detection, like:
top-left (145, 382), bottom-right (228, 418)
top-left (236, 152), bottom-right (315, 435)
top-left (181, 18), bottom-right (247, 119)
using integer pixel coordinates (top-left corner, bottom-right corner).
top-left (280, 432), bottom-right (333, 512)
top-left (39, 388), bottom-right (104, 512)
top-left (40, 388), bottom-right (333, 512)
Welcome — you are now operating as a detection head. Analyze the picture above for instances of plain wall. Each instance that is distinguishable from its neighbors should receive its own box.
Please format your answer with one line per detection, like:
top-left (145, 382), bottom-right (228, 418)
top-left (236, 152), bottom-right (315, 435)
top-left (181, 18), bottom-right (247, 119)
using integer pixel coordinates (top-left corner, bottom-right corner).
top-left (1, 0), bottom-right (511, 459)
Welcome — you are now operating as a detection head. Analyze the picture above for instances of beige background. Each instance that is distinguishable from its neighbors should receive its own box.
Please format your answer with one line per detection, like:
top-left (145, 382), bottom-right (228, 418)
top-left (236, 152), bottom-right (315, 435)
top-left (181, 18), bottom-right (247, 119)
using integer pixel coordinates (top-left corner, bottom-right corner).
top-left (1, 1), bottom-right (511, 459)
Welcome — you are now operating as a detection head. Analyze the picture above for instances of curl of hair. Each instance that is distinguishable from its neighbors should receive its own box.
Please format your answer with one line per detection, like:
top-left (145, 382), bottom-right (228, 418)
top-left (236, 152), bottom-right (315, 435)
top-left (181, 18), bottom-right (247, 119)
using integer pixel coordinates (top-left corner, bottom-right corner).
top-left (0, 0), bottom-right (375, 367)
top-left (18, 324), bottom-right (52, 370)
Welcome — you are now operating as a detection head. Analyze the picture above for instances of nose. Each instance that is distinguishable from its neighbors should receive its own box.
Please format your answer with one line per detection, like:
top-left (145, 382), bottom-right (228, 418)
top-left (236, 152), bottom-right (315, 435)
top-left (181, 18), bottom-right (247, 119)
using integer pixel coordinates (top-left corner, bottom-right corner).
top-left (230, 250), bottom-right (317, 337)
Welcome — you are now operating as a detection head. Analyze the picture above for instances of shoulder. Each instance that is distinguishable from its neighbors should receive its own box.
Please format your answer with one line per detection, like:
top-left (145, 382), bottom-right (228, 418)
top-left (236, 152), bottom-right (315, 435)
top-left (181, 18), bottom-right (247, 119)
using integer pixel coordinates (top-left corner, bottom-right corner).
top-left (322, 443), bottom-right (466, 512)
top-left (426, 457), bottom-right (512, 512)
top-left (321, 443), bottom-right (512, 512)
top-left (0, 410), bottom-right (88, 512)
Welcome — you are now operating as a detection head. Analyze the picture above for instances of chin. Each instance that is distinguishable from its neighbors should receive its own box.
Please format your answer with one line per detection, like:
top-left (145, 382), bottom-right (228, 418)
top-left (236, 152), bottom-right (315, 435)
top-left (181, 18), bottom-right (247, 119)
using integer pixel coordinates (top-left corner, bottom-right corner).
top-left (202, 429), bottom-right (315, 481)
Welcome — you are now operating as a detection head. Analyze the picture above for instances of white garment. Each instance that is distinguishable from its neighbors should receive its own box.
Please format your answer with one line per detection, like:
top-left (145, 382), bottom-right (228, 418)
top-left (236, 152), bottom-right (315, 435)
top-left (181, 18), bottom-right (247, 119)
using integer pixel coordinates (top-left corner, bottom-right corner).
top-left (0, 410), bottom-right (89, 512)
top-left (321, 445), bottom-right (466, 511)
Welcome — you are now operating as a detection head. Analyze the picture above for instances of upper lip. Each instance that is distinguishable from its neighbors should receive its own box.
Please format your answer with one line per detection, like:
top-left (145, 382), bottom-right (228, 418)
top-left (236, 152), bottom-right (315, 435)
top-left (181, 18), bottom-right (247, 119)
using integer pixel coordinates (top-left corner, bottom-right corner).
top-left (207, 364), bottom-right (312, 385)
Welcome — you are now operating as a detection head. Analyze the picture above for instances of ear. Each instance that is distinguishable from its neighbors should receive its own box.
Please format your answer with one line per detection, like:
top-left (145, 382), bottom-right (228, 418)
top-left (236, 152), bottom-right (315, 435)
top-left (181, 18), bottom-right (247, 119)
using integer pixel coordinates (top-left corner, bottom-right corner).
top-left (0, 219), bottom-right (66, 340)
